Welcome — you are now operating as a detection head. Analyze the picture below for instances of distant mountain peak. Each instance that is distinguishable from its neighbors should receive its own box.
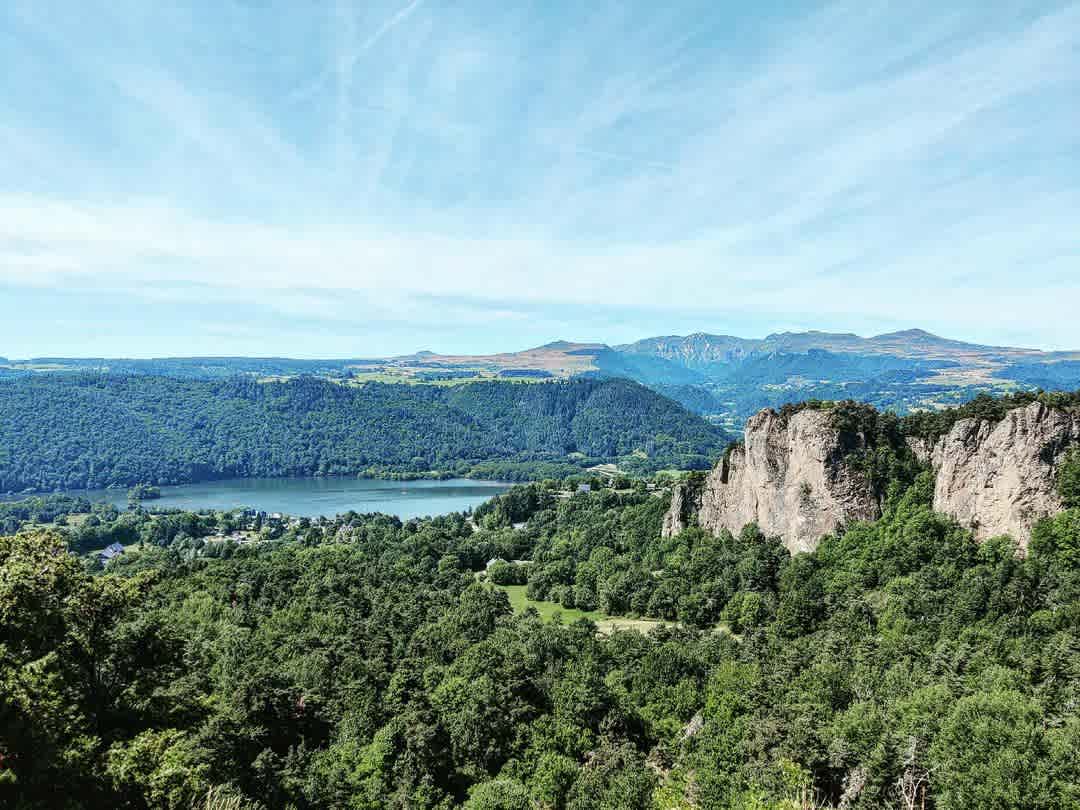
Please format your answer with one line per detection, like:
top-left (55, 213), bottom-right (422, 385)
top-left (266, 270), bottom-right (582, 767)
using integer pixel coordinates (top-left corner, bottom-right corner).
top-left (771, 330), bottom-right (847, 337)
top-left (535, 340), bottom-right (608, 352)
top-left (874, 328), bottom-right (940, 340)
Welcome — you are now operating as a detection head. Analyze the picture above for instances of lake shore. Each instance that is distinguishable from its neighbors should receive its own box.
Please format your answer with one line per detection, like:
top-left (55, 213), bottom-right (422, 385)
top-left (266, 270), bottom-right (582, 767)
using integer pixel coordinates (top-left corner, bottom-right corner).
top-left (22, 475), bottom-right (513, 519)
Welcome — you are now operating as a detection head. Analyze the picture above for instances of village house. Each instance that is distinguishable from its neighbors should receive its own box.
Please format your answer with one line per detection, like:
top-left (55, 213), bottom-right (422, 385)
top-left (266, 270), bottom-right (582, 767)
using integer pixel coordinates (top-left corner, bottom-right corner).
top-left (99, 542), bottom-right (125, 564)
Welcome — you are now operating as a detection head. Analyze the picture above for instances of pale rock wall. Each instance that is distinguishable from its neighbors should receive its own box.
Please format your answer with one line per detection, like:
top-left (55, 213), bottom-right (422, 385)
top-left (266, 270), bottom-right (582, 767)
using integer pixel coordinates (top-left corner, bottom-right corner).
top-left (927, 401), bottom-right (1079, 549)
top-left (668, 401), bottom-right (1079, 554)
top-left (661, 481), bottom-right (691, 537)
top-left (665, 408), bottom-right (880, 553)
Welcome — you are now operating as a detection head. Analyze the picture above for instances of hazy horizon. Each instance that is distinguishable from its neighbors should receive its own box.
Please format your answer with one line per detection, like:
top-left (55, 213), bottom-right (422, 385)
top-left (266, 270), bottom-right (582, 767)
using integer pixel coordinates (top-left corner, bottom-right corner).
top-left (3, 324), bottom-right (1076, 362)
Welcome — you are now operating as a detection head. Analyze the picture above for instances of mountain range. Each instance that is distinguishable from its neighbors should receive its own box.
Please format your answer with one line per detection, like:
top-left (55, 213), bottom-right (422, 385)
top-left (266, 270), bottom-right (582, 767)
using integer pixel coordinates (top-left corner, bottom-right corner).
top-left (5, 329), bottom-right (1080, 428)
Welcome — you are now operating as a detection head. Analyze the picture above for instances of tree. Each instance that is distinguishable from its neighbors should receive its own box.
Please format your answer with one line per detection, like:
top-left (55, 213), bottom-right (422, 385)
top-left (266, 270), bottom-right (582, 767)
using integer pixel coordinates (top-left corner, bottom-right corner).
top-left (105, 729), bottom-right (210, 808)
top-left (1030, 509), bottom-right (1080, 568)
top-left (529, 752), bottom-right (579, 809)
top-left (565, 743), bottom-right (653, 810)
top-left (1058, 447), bottom-right (1080, 509)
top-left (928, 689), bottom-right (1046, 810)
top-left (0, 531), bottom-right (157, 805)
top-left (464, 778), bottom-right (532, 810)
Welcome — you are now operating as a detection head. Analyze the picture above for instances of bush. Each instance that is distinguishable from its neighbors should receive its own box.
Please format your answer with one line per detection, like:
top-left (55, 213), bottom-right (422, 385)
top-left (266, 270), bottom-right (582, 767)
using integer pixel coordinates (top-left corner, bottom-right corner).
top-left (487, 560), bottom-right (528, 586)
top-left (1030, 509), bottom-right (1080, 568)
top-left (1058, 447), bottom-right (1080, 509)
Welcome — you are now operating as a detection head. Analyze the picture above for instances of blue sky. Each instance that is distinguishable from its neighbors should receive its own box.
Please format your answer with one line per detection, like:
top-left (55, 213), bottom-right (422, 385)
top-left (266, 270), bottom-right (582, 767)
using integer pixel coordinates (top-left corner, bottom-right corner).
top-left (2, 0), bottom-right (1078, 358)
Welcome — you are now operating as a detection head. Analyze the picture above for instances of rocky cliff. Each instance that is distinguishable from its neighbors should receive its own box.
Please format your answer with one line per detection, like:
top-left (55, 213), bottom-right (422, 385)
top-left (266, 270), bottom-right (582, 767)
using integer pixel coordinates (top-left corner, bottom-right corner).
top-left (661, 480), bottom-right (692, 537)
top-left (666, 400), bottom-right (1080, 553)
top-left (916, 401), bottom-right (1080, 549)
top-left (663, 407), bottom-right (881, 553)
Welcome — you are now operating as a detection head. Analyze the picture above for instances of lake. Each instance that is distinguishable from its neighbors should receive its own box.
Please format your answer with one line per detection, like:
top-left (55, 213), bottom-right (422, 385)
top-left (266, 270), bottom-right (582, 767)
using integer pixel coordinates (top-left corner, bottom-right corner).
top-left (62, 477), bottom-right (512, 519)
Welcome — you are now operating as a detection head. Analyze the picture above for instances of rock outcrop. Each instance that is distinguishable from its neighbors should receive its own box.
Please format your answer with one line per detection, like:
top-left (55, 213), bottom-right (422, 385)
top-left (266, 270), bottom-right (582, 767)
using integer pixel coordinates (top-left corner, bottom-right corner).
top-left (661, 481), bottom-right (692, 537)
top-left (667, 400), bottom-right (1080, 554)
top-left (664, 408), bottom-right (881, 553)
top-left (922, 401), bottom-right (1079, 549)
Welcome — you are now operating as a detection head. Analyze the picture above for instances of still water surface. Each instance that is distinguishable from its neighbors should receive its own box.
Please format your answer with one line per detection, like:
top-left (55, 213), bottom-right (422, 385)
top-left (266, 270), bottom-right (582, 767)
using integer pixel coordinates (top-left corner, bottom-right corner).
top-left (71, 477), bottom-right (511, 519)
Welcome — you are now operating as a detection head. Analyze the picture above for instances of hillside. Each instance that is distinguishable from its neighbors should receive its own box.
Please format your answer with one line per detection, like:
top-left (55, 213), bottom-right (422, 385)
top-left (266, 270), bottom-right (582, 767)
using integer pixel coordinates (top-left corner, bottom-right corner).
top-left (617, 328), bottom-right (1041, 365)
top-left (616, 329), bottom-right (1080, 425)
top-left (0, 375), bottom-right (726, 491)
top-left (4, 463), bottom-right (1079, 808)
top-left (617, 328), bottom-right (1080, 384)
top-left (6, 328), bottom-right (1080, 426)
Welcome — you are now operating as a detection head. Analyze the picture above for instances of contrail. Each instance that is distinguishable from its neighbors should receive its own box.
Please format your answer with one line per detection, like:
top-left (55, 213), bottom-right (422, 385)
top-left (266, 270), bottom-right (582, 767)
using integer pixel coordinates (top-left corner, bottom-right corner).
top-left (359, 0), bottom-right (424, 53)
top-left (285, 0), bottom-right (424, 105)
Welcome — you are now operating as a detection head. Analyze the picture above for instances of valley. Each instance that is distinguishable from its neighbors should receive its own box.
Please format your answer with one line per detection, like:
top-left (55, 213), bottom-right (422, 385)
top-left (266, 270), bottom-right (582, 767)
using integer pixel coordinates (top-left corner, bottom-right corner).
top-left (3, 385), bottom-right (1079, 809)
top-left (7, 329), bottom-right (1079, 432)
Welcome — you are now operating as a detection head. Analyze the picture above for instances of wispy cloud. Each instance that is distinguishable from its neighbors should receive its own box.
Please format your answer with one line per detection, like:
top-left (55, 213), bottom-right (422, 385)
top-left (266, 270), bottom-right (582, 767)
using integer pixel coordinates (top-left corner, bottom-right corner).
top-left (1, 1), bottom-right (1078, 355)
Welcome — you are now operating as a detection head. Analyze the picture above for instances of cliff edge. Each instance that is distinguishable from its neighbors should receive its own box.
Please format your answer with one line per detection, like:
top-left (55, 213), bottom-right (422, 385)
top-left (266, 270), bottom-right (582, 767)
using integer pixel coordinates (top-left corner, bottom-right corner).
top-left (664, 407), bottom-right (880, 553)
top-left (666, 399), bottom-right (1079, 553)
top-left (919, 401), bottom-right (1079, 549)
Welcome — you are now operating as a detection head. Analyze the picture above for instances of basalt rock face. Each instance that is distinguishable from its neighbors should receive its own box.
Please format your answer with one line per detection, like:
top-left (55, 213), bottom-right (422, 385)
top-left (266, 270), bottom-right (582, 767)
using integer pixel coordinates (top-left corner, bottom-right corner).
top-left (662, 481), bottom-right (692, 537)
top-left (664, 408), bottom-right (881, 553)
top-left (921, 401), bottom-right (1080, 549)
top-left (667, 400), bottom-right (1080, 554)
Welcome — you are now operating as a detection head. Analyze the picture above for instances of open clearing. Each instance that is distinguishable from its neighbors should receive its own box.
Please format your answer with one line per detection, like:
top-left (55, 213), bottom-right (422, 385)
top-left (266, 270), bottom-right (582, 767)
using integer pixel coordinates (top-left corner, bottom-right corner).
top-left (489, 583), bottom-right (669, 634)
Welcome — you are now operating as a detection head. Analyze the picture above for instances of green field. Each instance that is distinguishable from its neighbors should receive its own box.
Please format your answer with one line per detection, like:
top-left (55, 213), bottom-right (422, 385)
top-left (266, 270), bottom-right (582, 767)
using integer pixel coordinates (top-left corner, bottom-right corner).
top-left (492, 584), bottom-right (604, 622)
top-left (346, 371), bottom-right (489, 386)
top-left (489, 583), bottom-right (667, 634)
top-left (344, 371), bottom-right (556, 387)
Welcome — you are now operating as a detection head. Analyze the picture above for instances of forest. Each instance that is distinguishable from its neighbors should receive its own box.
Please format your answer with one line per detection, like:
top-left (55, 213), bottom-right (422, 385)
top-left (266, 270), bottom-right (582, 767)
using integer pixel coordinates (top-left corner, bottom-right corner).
top-left (1, 444), bottom-right (1078, 809)
top-left (0, 375), bottom-right (725, 492)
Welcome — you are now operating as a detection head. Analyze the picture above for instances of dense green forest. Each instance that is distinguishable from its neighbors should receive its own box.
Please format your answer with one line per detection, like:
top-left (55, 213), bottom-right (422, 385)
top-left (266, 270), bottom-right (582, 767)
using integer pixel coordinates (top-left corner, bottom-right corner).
top-left (0, 494), bottom-right (95, 533)
top-left (0, 375), bottom-right (725, 491)
top-left (2, 459), bottom-right (1078, 809)
top-left (900, 389), bottom-right (1080, 439)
